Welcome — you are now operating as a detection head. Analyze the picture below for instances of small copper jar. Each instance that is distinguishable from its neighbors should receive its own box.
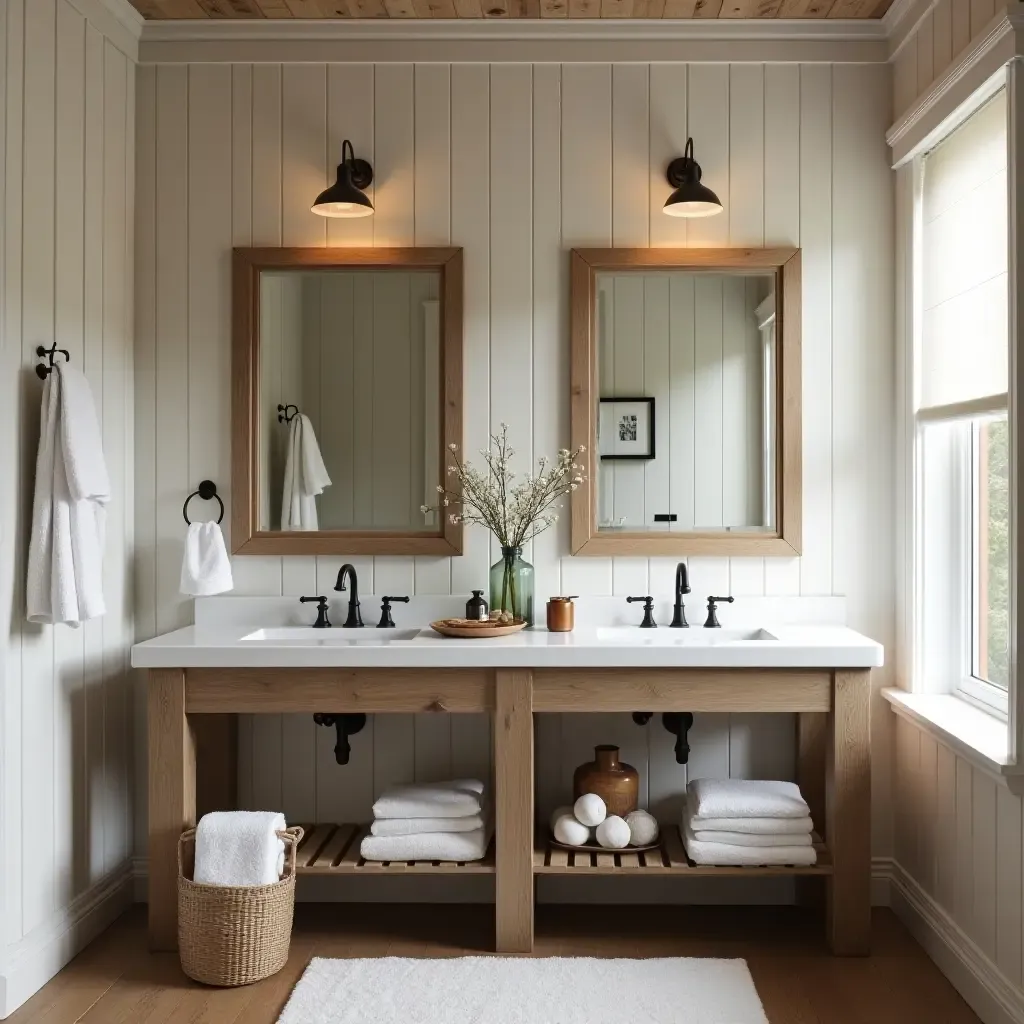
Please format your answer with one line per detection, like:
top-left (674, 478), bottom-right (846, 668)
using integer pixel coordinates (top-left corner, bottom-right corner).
top-left (546, 596), bottom-right (576, 632)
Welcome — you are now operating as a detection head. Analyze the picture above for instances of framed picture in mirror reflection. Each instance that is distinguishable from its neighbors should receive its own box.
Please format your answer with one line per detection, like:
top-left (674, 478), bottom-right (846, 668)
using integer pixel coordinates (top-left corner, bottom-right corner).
top-left (599, 397), bottom-right (655, 460)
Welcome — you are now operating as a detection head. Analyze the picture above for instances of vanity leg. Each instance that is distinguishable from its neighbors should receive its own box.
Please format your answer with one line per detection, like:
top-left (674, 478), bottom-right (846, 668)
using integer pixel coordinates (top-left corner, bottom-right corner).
top-left (826, 669), bottom-right (871, 956)
top-left (148, 668), bottom-right (196, 952)
top-left (495, 669), bottom-right (534, 954)
top-left (797, 712), bottom-right (827, 839)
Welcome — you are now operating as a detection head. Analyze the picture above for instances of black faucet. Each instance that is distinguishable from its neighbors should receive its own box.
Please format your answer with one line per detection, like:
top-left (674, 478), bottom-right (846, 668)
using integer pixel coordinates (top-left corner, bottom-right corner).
top-left (333, 564), bottom-right (363, 628)
top-left (704, 595), bottom-right (734, 628)
top-left (299, 596), bottom-right (331, 628)
top-left (377, 596), bottom-right (410, 628)
top-left (670, 563), bottom-right (690, 628)
top-left (627, 596), bottom-right (657, 628)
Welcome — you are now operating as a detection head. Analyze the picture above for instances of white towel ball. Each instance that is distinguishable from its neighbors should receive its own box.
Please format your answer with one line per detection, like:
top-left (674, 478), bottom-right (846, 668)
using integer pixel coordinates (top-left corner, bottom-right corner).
top-left (625, 809), bottom-right (660, 846)
top-left (573, 793), bottom-right (607, 827)
top-left (553, 814), bottom-right (591, 847)
top-left (596, 815), bottom-right (631, 849)
top-left (549, 805), bottom-right (574, 833)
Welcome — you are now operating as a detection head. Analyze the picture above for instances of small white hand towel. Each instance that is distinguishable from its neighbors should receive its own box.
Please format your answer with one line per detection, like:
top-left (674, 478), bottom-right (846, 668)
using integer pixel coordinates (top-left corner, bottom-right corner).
top-left (194, 811), bottom-right (287, 887)
top-left (687, 779), bottom-right (809, 820)
top-left (372, 779), bottom-right (486, 820)
top-left (370, 813), bottom-right (487, 837)
top-left (180, 522), bottom-right (234, 596)
top-left (360, 825), bottom-right (492, 863)
top-left (27, 364), bottom-right (109, 626)
top-left (281, 414), bottom-right (331, 531)
top-left (681, 822), bottom-right (817, 867)
top-left (691, 829), bottom-right (813, 848)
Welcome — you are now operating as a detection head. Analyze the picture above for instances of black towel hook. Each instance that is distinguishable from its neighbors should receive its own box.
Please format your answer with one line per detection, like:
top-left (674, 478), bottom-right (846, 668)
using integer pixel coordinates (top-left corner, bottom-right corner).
top-left (277, 404), bottom-right (299, 424)
top-left (183, 480), bottom-right (225, 525)
top-left (35, 343), bottom-right (70, 381)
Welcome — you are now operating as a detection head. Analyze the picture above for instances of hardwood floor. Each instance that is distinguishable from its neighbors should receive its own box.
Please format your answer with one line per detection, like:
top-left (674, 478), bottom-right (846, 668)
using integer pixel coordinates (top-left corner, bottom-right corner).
top-left (6, 904), bottom-right (979, 1023)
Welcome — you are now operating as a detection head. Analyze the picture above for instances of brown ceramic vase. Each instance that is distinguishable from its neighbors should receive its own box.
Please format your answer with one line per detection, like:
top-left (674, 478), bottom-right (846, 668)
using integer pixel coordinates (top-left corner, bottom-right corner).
top-left (572, 745), bottom-right (639, 817)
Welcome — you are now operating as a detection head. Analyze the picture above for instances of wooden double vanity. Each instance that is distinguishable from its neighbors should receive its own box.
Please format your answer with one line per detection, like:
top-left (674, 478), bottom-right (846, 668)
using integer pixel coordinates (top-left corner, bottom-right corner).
top-left (138, 626), bottom-right (879, 959)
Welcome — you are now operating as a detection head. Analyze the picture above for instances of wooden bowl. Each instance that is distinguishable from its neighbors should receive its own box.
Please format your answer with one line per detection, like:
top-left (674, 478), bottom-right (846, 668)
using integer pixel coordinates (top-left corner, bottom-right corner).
top-left (430, 618), bottom-right (528, 639)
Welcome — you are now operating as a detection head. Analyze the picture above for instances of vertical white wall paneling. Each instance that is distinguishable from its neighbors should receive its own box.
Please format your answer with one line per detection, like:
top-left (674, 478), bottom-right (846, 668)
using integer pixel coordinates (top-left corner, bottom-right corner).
top-left (971, 769), bottom-right (998, 960)
top-left (762, 63), bottom-right (801, 596)
top-left (951, 0), bottom-right (971, 59)
top-left (21, 0), bottom-right (58, 935)
top-left (932, 0), bottom-right (952, 82)
top-left (971, 0), bottom-right (996, 37)
top-left (934, 742), bottom-right (957, 912)
top-left (916, 732), bottom-right (937, 895)
top-left (561, 63), bottom-right (613, 598)
top-left (916, 12), bottom-right (934, 98)
top-left (727, 63), bottom-right (765, 598)
top-left (798, 64), bottom-right (832, 597)
top-left (54, 0), bottom-right (88, 905)
top-left (954, 757), bottom-right (975, 929)
top-left (995, 784), bottom-right (1022, 987)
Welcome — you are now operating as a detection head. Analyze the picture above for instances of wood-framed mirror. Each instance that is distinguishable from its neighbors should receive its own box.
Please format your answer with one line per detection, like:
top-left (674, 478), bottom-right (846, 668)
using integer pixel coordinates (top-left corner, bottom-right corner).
top-left (570, 247), bottom-right (801, 557)
top-left (232, 247), bottom-right (463, 556)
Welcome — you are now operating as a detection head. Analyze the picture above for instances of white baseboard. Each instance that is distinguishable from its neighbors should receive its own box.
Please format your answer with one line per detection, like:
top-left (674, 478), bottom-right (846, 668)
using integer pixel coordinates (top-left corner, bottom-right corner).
top-left (1, 861), bottom-right (135, 1020)
top-left (887, 859), bottom-right (1024, 1024)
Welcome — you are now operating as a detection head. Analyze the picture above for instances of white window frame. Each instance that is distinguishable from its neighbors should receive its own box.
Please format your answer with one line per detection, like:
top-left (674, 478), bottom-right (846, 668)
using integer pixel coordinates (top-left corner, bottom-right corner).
top-left (907, 74), bottom-right (1013, 722)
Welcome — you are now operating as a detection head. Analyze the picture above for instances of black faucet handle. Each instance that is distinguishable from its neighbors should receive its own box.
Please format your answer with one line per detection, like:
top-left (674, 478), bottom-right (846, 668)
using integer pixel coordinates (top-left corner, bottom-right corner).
top-left (627, 595), bottom-right (657, 628)
top-left (299, 595), bottom-right (331, 628)
top-left (377, 596), bottom-right (410, 628)
top-left (704, 595), bottom-right (735, 628)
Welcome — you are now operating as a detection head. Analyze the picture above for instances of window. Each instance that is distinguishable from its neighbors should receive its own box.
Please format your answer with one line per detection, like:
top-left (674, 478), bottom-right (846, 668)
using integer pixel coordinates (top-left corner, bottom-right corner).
top-left (915, 87), bottom-right (1009, 715)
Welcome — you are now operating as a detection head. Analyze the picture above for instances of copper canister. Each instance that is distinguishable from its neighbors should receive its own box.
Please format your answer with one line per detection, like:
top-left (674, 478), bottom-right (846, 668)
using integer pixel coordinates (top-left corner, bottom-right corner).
top-left (546, 596), bottom-right (576, 632)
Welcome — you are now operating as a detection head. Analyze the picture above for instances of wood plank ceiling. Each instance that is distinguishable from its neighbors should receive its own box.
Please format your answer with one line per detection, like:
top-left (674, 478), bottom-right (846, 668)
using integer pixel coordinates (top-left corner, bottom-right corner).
top-left (130, 0), bottom-right (894, 18)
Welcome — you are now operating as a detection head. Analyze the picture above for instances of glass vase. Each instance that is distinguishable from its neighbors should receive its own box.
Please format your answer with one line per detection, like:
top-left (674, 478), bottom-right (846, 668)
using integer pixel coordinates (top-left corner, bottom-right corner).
top-left (490, 546), bottom-right (534, 626)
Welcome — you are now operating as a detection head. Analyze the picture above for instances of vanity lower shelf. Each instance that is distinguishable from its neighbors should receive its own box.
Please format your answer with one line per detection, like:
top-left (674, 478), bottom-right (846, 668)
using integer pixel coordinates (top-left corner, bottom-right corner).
top-left (294, 823), bottom-right (496, 874)
top-left (533, 828), bottom-right (832, 877)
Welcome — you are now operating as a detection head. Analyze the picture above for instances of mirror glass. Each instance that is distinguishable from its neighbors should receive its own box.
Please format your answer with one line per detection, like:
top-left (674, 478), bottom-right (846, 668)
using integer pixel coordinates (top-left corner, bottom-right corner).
top-left (595, 270), bottom-right (777, 534)
top-left (258, 268), bottom-right (442, 532)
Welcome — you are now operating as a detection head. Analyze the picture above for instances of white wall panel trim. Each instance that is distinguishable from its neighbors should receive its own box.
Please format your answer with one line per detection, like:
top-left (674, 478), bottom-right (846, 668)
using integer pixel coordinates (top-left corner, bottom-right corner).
top-left (63, 0), bottom-right (141, 61)
top-left (890, 859), bottom-right (1024, 1024)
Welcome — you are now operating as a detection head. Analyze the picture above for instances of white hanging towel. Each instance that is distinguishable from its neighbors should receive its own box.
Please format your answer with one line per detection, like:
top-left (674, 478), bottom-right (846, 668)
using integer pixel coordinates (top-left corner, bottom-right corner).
top-left (280, 413), bottom-right (331, 531)
top-left (194, 811), bottom-right (287, 887)
top-left (27, 363), bottom-right (110, 626)
top-left (180, 521), bottom-right (234, 596)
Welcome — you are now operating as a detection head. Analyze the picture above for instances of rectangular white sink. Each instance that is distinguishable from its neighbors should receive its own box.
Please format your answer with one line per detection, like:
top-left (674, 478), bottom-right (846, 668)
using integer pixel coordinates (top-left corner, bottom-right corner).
top-left (241, 627), bottom-right (422, 643)
top-left (595, 627), bottom-right (777, 645)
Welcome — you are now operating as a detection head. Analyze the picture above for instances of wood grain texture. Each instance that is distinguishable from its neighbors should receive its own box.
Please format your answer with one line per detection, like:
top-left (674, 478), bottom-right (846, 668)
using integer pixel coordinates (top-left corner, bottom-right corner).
top-left (494, 670), bottom-right (534, 953)
top-left (532, 669), bottom-right (831, 712)
top-left (147, 669), bottom-right (196, 951)
top-left (125, 0), bottom-right (892, 12)
top-left (826, 669), bottom-right (871, 955)
top-left (231, 246), bottom-right (463, 557)
top-left (185, 668), bottom-right (493, 713)
top-left (797, 711), bottom-right (827, 836)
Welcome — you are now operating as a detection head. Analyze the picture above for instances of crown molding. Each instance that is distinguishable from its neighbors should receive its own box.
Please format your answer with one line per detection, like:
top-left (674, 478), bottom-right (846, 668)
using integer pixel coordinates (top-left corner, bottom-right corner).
top-left (138, 16), bottom-right (889, 64)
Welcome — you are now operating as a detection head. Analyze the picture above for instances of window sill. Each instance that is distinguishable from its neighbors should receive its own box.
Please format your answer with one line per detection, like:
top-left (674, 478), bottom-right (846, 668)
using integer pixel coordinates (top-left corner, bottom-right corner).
top-left (882, 687), bottom-right (1017, 781)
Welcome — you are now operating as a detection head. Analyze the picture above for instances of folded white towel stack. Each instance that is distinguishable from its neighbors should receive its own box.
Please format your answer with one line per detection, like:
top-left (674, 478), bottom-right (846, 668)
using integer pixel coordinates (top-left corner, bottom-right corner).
top-left (680, 779), bottom-right (816, 867)
top-left (194, 811), bottom-right (287, 887)
top-left (27, 363), bottom-right (110, 626)
top-left (180, 521), bottom-right (234, 596)
top-left (362, 780), bottom-right (491, 863)
top-left (281, 413), bottom-right (331, 531)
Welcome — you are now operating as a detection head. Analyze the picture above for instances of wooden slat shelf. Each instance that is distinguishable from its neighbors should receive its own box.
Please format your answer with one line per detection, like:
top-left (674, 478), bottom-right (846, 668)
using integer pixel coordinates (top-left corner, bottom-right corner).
top-left (533, 827), bottom-right (832, 877)
top-left (294, 824), bottom-right (495, 874)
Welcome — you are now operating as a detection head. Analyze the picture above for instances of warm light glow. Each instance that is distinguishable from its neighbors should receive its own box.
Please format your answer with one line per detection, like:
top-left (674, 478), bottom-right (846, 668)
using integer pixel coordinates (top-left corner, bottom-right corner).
top-left (663, 200), bottom-right (723, 218)
top-left (311, 201), bottom-right (375, 218)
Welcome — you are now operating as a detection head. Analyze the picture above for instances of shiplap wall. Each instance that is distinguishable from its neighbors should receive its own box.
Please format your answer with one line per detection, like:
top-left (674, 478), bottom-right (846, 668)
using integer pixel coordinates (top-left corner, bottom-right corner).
top-left (133, 61), bottom-right (895, 854)
top-left (0, 0), bottom-right (135, 1006)
top-left (597, 272), bottom-right (767, 531)
top-left (893, 0), bottom-right (1007, 119)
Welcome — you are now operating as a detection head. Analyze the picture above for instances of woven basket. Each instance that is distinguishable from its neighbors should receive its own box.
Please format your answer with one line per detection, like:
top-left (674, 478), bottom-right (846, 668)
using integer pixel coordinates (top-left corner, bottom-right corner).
top-left (178, 825), bottom-right (303, 987)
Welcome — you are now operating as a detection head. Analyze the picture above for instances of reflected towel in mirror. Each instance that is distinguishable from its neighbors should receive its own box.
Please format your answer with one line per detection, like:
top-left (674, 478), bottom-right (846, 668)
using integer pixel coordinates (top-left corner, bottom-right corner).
top-left (281, 413), bottom-right (331, 531)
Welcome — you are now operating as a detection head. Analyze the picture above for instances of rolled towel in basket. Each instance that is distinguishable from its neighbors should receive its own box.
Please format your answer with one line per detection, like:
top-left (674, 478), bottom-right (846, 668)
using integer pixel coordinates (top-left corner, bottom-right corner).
top-left (360, 825), bottom-right (493, 863)
top-left (372, 779), bottom-right (486, 820)
top-left (194, 811), bottom-right (287, 886)
top-left (687, 778), bottom-right (809, 820)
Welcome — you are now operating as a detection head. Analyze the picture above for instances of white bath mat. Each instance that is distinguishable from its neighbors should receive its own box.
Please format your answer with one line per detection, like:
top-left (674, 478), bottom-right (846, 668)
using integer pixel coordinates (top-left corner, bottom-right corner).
top-left (277, 955), bottom-right (768, 1023)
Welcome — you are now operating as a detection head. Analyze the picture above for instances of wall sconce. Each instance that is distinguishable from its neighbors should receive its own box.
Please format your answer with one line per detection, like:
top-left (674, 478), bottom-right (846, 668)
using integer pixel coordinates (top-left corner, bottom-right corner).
top-left (312, 139), bottom-right (374, 219)
top-left (663, 138), bottom-right (723, 219)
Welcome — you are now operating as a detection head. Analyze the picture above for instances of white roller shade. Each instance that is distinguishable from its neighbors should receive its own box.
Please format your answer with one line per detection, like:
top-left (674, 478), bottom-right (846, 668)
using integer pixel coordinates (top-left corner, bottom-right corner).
top-left (920, 90), bottom-right (1008, 412)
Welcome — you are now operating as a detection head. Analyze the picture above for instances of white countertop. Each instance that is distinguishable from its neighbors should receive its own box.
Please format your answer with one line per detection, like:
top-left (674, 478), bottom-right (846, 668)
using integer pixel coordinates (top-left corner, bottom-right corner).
top-left (131, 623), bottom-right (884, 670)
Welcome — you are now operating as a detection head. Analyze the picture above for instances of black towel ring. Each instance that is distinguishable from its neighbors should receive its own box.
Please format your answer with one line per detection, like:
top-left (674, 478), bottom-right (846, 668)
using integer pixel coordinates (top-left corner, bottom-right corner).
top-left (183, 480), bottom-right (224, 525)
top-left (278, 404), bottom-right (299, 424)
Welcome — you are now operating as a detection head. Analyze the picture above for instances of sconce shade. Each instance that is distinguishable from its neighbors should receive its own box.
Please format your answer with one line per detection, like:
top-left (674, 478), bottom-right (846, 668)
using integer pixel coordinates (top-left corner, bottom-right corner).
top-left (663, 137), bottom-right (723, 219)
top-left (312, 139), bottom-right (374, 219)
